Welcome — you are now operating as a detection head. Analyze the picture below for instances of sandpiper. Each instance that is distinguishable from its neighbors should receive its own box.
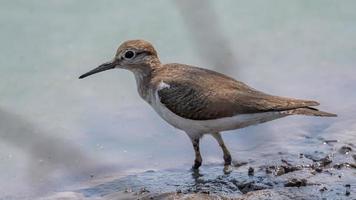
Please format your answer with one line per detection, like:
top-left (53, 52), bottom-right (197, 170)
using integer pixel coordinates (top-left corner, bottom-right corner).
top-left (79, 39), bottom-right (336, 169)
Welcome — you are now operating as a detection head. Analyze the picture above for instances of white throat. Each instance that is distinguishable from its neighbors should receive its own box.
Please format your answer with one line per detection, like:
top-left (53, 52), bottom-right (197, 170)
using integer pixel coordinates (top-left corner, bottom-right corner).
top-left (131, 68), bottom-right (151, 102)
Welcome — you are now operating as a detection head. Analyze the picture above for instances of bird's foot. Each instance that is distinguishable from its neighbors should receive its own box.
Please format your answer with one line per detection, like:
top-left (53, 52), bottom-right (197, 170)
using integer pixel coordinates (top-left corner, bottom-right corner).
top-left (223, 164), bottom-right (233, 174)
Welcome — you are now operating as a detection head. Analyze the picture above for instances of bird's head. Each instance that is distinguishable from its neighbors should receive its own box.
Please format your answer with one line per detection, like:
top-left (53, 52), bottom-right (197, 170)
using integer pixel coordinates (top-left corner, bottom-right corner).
top-left (79, 39), bottom-right (160, 79)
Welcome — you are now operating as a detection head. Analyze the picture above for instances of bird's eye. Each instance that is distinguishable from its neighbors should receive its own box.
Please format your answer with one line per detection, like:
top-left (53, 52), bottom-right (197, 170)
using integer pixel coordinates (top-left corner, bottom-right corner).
top-left (123, 50), bottom-right (135, 59)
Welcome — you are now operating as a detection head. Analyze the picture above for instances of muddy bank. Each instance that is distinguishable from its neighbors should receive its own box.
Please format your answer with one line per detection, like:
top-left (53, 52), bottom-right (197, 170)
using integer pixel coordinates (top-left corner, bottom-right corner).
top-left (43, 136), bottom-right (355, 200)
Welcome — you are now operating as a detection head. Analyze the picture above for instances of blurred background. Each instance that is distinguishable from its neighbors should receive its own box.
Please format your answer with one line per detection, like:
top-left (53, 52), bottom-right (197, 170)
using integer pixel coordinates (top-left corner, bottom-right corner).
top-left (0, 0), bottom-right (355, 199)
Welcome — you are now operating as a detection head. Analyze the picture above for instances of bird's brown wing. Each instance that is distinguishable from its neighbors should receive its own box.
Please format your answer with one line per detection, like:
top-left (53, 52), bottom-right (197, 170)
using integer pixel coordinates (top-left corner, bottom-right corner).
top-left (156, 67), bottom-right (319, 121)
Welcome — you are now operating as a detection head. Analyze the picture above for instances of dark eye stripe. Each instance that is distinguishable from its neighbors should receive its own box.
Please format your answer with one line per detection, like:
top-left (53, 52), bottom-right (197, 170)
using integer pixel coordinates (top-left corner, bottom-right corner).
top-left (136, 51), bottom-right (151, 56)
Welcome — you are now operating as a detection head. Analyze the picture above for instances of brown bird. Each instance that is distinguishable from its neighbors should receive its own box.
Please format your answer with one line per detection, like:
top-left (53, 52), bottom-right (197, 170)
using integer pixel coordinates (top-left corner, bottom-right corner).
top-left (79, 39), bottom-right (336, 170)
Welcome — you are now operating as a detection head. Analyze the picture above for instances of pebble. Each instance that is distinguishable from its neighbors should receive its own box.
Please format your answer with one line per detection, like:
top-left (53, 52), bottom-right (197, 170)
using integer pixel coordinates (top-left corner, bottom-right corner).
top-left (248, 167), bottom-right (254, 176)
top-left (315, 167), bottom-right (323, 173)
top-left (275, 166), bottom-right (285, 176)
top-left (284, 178), bottom-right (307, 187)
top-left (319, 186), bottom-right (328, 192)
top-left (339, 146), bottom-right (352, 154)
top-left (345, 184), bottom-right (351, 196)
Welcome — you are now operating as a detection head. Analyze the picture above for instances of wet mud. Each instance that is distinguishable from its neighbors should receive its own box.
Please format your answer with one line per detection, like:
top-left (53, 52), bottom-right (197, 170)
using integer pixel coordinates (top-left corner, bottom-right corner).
top-left (46, 136), bottom-right (355, 200)
top-left (42, 137), bottom-right (356, 200)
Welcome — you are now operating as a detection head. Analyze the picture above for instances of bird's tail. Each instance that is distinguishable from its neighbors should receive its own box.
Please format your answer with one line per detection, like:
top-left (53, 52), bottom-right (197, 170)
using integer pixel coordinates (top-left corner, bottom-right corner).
top-left (282, 107), bottom-right (337, 117)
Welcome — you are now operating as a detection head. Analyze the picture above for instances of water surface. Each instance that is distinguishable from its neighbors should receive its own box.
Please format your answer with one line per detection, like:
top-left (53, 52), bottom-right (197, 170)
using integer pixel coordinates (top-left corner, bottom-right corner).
top-left (0, 0), bottom-right (355, 199)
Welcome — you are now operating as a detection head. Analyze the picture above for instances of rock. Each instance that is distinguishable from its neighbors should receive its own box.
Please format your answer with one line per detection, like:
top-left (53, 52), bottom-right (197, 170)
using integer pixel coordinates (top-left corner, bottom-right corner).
top-left (264, 165), bottom-right (275, 174)
top-left (284, 178), bottom-right (307, 187)
top-left (275, 166), bottom-right (285, 176)
top-left (339, 146), bottom-right (352, 154)
top-left (345, 184), bottom-right (351, 196)
top-left (319, 155), bottom-right (333, 167)
top-left (136, 187), bottom-right (150, 195)
top-left (315, 167), bottom-right (323, 173)
top-left (305, 153), bottom-right (333, 167)
top-left (237, 182), bottom-right (271, 194)
top-left (349, 162), bottom-right (356, 169)
top-left (124, 187), bottom-right (133, 193)
top-left (333, 163), bottom-right (345, 169)
top-left (319, 186), bottom-right (328, 192)
top-left (273, 164), bottom-right (302, 176)
top-left (232, 160), bottom-right (248, 167)
top-left (248, 167), bottom-right (254, 176)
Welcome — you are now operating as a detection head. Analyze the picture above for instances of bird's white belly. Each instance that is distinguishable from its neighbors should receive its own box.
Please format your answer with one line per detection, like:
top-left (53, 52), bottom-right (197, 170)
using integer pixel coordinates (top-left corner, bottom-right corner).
top-left (149, 91), bottom-right (287, 138)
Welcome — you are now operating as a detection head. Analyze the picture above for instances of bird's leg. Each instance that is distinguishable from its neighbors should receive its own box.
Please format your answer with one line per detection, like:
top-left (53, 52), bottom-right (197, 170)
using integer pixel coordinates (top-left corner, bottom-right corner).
top-left (212, 132), bottom-right (232, 166)
top-left (189, 136), bottom-right (202, 169)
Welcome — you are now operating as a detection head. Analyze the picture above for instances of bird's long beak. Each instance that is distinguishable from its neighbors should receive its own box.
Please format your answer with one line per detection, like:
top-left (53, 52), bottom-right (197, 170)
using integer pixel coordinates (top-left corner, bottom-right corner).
top-left (79, 60), bottom-right (117, 79)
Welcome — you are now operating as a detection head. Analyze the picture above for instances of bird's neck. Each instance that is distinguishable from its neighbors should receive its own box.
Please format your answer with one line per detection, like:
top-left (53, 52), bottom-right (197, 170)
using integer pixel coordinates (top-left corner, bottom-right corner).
top-left (131, 63), bottom-right (160, 102)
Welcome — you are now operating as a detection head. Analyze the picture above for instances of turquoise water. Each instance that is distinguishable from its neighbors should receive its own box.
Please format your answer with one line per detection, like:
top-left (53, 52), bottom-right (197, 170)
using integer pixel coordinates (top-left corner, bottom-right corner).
top-left (0, 1), bottom-right (355, 198)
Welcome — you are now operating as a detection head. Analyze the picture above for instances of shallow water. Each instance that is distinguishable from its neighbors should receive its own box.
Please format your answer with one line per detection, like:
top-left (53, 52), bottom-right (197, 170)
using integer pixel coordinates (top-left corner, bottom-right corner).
top-left (0, 0), bottom-right (356, 199)
top-left (58, 134), bottom-right (356, 199)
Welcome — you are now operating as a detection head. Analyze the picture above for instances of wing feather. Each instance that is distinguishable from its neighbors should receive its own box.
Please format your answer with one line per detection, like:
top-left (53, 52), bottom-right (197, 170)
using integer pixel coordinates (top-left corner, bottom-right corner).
top-left (155, 64), bottom-right (319, 120)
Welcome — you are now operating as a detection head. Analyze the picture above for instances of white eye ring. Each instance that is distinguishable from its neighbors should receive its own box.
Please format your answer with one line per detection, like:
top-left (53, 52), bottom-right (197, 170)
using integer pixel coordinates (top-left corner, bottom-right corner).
top-left (123, 50), bottom-right (136, 60)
